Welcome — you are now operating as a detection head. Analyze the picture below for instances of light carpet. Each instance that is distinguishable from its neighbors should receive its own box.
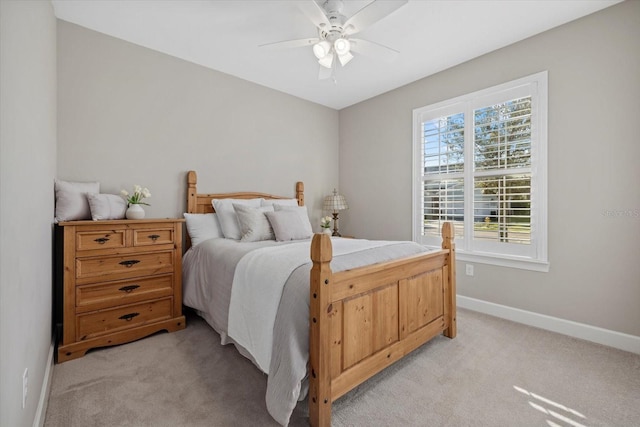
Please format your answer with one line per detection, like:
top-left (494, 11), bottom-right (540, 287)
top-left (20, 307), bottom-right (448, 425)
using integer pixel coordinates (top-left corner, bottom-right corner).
top-left (44, 308), bottom-right (640, 426)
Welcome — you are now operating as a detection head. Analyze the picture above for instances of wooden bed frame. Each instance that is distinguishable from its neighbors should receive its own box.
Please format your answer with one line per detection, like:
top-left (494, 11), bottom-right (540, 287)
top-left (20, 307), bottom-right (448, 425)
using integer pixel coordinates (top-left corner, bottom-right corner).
top-left (185, 170), bottom-right (457, 427)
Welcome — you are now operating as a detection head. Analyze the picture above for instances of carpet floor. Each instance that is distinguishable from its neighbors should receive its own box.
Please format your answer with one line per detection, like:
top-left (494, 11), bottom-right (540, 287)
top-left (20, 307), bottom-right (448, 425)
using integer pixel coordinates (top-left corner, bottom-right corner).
top-left (44, 308), bottom-right (640, 426)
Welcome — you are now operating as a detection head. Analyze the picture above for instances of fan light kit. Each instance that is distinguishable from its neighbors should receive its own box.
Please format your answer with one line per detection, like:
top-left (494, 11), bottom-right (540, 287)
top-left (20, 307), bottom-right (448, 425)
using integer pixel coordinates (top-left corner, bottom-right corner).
top-left (314, 37), bottom-right (352, 67)
top-left (260, 0), bottom-right (407, 80)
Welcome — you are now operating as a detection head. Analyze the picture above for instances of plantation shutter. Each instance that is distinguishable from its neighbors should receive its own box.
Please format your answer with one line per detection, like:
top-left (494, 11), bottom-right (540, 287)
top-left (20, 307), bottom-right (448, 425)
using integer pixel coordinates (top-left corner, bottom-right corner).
top-left (472, 96), bottom-right (532, 245)
top-left (420, 109), bottom-right (465, 240)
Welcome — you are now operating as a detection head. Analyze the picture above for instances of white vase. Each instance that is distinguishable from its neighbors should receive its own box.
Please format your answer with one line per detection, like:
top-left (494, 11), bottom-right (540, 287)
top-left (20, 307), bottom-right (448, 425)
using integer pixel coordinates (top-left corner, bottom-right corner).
top-left (126, 204), bottom-right (145, 219)
top-left (322, 228), bottom-right (332, 235)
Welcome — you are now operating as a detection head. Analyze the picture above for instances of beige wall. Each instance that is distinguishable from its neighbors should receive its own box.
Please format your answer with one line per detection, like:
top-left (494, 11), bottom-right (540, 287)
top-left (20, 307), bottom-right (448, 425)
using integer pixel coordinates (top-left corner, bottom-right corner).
top-left (339, 0), bottom-right (640, 337)
top-left (0, 1), bottom-right (58, 426)
top-left (57, 21), bottom-right (339, 228)
top-left (2, 2), bottom-right (635, 424)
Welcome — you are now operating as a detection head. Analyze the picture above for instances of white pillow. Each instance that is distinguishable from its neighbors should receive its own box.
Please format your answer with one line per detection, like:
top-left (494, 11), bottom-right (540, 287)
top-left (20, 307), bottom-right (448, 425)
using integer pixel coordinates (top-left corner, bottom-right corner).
top-left (265, 206), bottom-right (313, 241)
top-left (86, 193), bottom-right (127, 220)
top-left (212, 198), bottom-right (263, 240)
top-left (54, 179), bottom-right (100, 222)
top-left (183, 213), bottom-right (223, 246)
top-left (274, 204), bottom-right (309, 214)
top-left (233, 204), bottom-right (275, 242)
top-left (261, 198), bottom-right (299, 208)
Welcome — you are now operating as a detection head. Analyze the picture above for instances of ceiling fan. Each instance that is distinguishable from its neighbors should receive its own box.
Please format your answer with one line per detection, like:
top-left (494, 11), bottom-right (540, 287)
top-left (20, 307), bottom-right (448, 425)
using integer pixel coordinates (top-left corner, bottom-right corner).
top-left (260, 0), bottom-right (408, 80)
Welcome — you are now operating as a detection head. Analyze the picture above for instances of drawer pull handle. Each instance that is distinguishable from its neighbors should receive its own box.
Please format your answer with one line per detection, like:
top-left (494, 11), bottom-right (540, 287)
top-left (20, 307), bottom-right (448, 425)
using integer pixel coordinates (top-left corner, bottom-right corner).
top-left (118, 312), bottom-right (140, 321)
top-left (94, 237), bottom-right (110, 244)
top-left (118, 285), bottom-right (140, 293)
top-left (148, 234), bottom-right (160, 242)
top-left (119, 260), bottom-right (140, 268)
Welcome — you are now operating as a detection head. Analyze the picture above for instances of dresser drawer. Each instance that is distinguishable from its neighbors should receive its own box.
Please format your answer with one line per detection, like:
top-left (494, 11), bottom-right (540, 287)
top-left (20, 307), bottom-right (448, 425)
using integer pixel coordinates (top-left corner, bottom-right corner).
top-left (76, 298), bottom-right (173, 341)
top-left (76, 251), bottom-right (174, 282)
top-left (76, 229), bottom-right (127, 251)
top-left (133, 227), bottom-right (175, 247)
top-left (76, 275), bottom-right (174, 312)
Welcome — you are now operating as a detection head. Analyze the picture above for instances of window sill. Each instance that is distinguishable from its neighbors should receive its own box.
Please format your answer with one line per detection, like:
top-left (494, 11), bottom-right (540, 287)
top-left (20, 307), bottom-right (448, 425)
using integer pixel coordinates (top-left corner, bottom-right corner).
top-left (457, 251), bottom-right (549, 272)
top-left (425, 245), bottom-right (550, 272)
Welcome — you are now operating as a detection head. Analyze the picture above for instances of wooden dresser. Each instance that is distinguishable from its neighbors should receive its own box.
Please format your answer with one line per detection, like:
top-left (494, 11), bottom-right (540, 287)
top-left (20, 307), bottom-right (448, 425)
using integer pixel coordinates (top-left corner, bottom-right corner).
top-left (55, 218), bottom-right (186, 362)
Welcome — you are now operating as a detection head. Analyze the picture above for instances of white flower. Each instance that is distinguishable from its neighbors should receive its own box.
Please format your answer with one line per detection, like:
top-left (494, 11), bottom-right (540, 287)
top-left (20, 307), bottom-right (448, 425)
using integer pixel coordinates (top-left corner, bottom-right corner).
top-left (121, 185), bottom-right (151, 206)
top-left (320, 216), bottom-right (332, 228)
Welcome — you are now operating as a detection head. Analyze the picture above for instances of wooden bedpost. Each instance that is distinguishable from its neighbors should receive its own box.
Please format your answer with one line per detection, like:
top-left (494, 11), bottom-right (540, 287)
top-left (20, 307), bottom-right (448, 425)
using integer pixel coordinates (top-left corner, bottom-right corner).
top-left (441, 222), bottom-right (457, 338)
top-left (309, 233), bottom-right (333, 427)
top-left (296, 181), bottom-right (304, 206)
top-left (187, 171), bottom-right (197, 213)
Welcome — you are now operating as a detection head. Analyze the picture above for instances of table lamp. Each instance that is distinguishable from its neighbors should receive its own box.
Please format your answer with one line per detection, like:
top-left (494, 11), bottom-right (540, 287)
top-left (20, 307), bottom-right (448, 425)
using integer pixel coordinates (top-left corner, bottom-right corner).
top-left (323, 189), bottom-right (348, 236)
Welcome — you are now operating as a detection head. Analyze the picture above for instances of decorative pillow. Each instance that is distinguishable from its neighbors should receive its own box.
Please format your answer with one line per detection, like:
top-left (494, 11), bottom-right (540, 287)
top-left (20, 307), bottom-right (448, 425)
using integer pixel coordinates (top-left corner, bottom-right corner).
top-left (86, 193), bottom-right (127, 220)
top-left (265, 207), bottom-right (313, 241)
top-left (183, 213), bottom-right (223, 246)
top-left (274, 204), bottom-right (310, 214)
top-left (54, 179), bottom-right (100, 222)
top-left (233, 204), bottom-right (275, 242)
top-left (274, 204), bottom-right (313, 238)
top-left (261, 198), bottom-right (299, 208)
top-left (212, 198), bottom-right (263, 240)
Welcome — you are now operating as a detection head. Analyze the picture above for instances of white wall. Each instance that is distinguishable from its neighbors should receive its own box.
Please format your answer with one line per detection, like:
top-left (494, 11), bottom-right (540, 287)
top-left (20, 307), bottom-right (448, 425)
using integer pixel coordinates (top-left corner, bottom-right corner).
top-left (339, 1), bottom-right (640, 337)
top-left (57, 21), bottom-right (339, 228)
top-left (0, 1), bottom-right (58, 426)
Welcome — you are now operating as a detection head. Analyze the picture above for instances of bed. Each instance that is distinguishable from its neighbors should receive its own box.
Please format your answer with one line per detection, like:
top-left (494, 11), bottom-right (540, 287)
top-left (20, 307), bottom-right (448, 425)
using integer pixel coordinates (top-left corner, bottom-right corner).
top-left (182, 170), bottom-right (457, 426)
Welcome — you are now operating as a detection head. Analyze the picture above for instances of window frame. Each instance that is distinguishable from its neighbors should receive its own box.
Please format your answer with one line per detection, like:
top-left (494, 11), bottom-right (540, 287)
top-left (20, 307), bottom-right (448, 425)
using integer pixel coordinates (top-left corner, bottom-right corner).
top-left (412, 71), bottom-right (549, 272)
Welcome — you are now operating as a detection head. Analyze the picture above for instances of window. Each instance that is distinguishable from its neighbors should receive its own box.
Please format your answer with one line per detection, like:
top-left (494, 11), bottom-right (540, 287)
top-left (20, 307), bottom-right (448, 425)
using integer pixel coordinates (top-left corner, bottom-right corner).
top-left (413, 72), bottom-right (548, 271)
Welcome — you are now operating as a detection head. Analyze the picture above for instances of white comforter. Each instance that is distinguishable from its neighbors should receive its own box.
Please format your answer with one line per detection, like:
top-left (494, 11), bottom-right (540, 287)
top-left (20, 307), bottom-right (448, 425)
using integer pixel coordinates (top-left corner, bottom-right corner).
top-left (228, 238), bottom-right (399, 375)
top-left (182, 237), bottom-right (430, 425)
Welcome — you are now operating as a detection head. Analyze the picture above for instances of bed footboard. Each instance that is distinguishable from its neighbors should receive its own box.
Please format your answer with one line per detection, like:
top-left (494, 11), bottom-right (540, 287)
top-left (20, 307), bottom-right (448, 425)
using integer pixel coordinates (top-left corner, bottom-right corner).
top-left (308, 223), bottom-right (456, 426)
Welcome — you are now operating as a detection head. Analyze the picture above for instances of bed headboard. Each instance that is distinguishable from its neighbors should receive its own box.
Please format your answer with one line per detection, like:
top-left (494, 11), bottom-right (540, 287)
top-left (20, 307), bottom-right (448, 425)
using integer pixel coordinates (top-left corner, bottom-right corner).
top-left (186, 170), bottom-right (304, 214)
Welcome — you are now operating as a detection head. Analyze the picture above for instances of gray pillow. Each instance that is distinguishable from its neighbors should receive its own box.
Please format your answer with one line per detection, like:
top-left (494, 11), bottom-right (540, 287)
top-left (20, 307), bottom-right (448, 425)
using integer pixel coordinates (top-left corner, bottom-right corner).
top-left (54, 179), bottom-right (100, 222)
top-left (265, 208), bottom-right (313, 241)
top-left (212, 198), bottom-right (263, 239)
top-left (233, 204), bottom-right (275, 242)
top-left (261, 198), bottom-right (299, 208)
top-left (86, 193), bottom-right (127, 220)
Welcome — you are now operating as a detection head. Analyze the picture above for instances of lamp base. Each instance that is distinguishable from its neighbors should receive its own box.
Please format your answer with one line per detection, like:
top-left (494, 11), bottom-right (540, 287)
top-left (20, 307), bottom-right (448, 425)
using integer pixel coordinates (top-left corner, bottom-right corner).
top-left (332, 212), bottom-right (341, 237)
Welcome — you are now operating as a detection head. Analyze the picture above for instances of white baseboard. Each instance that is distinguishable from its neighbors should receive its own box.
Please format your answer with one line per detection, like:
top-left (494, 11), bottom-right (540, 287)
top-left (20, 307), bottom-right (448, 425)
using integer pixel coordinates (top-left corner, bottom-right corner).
top-left (457, 295), bottom-right (640, 355)
top-left (33, 339), bottom-right (55, 427)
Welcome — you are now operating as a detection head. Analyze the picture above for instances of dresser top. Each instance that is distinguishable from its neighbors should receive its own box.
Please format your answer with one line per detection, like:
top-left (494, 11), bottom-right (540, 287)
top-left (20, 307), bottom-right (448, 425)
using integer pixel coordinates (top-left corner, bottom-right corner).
top-left (57, 218), bottom-right (185, 226)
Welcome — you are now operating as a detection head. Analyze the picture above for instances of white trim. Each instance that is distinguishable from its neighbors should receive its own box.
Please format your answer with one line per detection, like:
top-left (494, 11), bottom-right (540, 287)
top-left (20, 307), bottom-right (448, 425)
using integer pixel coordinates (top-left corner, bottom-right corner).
top-left (456, 251), bottom-right (550, 272)
top-left (458, 295), bottom-right (640, 355)
top-left (412, 71), bottom-right (548, 269)
top-left (33, 339), bottom-right (55, 427)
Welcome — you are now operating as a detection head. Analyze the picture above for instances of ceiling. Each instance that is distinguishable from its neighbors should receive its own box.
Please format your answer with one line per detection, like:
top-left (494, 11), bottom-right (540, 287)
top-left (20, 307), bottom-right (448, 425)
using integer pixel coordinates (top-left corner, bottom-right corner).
top-left (51, 0), bottom-right (621, 110)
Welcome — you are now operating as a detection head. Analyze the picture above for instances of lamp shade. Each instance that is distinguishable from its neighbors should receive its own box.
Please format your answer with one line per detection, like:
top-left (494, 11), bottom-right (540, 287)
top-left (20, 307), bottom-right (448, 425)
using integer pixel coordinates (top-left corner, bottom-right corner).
top-left (313, 41), bottom-right (331, 59)
top-left (318, 52), bottom-right (334, 69)
top-left (338, 51), bottom-right (354, 66)
top-left (323, 189), bottom-right (348, 212)
top-left (333, 38), bottom-right (351, 56)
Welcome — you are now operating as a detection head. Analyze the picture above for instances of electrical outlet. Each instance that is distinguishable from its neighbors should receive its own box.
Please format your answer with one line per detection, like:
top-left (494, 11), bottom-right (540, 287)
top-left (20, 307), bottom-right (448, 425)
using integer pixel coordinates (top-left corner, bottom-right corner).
top-left (22, 368), bottom-right (28, 409)
top-left (465, 264), bottom-right (474, 276)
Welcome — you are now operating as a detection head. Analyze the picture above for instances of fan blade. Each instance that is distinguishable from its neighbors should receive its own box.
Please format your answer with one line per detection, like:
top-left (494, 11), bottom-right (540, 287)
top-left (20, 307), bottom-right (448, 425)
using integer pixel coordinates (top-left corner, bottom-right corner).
top-left (259, 38), bottom-right (319, 50)
top-left (343, 0), bottom-right (408, 35)
top-left (350, 38), bottom-right (400, 62)
top-left (299, 0), bottom-right (330, 30)
top-left (338, 51), bottom-right (354, 66)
